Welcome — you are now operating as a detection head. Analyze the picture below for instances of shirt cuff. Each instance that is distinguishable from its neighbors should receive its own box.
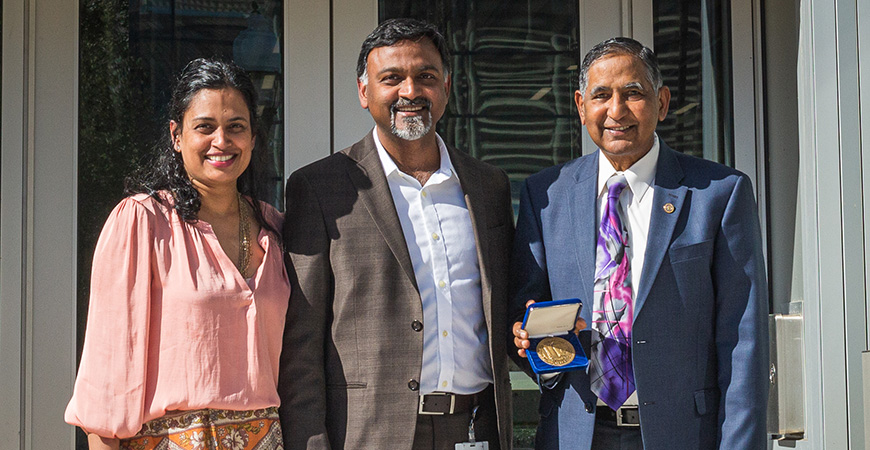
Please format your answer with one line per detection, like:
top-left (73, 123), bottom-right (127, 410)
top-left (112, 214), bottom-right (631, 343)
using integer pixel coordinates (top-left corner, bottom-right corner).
top-left (538, 372), bottom-right (562, 389)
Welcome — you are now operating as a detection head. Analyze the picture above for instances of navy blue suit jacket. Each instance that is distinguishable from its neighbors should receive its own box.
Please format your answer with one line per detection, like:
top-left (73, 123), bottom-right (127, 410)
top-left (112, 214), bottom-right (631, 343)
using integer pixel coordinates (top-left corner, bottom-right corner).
top-left (510, 142), bottom-right (768, 449)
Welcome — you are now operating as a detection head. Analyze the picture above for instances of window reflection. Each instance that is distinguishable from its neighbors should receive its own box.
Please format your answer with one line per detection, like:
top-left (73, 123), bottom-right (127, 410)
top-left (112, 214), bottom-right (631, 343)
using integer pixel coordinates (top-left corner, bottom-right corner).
top-left (381, 1), bottom-right (582, 213)
top-left (131, 0), bottom-right (285, 201)
top-left (654, 0), bottom-right (733, 166)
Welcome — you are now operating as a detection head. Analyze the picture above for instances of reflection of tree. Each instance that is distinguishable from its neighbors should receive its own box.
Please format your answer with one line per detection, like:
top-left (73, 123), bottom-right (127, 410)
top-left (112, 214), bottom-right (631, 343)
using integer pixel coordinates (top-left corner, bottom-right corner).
top-left (76, 1), bottom-right (154, 446)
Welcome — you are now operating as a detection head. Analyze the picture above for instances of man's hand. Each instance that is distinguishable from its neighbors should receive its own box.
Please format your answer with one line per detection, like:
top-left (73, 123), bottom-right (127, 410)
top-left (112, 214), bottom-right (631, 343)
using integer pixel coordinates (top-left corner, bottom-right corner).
top-left (512, 300), bottom-right (588, 358)
top-left (512, 299), bottom-right (533, 358)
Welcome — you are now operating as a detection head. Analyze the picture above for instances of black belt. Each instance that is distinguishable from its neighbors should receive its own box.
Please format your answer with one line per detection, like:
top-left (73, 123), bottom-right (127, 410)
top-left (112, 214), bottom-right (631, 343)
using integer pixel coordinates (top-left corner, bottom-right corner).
top-left (596, 405), bottom-right (641, 427)
top-left (418, 385), bottom-right (490, 415)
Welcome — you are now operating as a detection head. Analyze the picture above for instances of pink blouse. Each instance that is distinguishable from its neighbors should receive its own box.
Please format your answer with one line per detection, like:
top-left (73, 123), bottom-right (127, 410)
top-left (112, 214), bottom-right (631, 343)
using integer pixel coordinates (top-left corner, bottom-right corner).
top-left (65, 193), bottom-right (291, 439)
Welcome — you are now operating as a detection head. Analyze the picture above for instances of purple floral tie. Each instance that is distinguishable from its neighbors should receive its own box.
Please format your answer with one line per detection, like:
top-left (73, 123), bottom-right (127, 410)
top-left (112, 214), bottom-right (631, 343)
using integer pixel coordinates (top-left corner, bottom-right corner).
top-left (589, 174), bottom-right (636, 410)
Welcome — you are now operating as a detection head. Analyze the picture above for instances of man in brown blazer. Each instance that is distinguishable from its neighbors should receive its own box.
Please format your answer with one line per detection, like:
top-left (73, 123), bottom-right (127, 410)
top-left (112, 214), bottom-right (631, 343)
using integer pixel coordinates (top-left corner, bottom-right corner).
top-left (278, 18), bottom-right (514, 450)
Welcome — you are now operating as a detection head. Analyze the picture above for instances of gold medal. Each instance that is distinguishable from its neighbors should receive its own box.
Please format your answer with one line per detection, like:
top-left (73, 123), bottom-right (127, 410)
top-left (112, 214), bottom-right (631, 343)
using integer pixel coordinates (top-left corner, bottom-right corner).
top-left (536, 337), bottom-right (576, 367)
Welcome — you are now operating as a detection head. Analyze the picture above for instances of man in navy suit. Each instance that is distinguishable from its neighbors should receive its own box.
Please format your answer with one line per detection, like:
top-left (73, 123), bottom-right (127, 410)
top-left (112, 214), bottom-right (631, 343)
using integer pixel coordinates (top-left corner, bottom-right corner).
top-left (510, 37), bottom-right (768, 449)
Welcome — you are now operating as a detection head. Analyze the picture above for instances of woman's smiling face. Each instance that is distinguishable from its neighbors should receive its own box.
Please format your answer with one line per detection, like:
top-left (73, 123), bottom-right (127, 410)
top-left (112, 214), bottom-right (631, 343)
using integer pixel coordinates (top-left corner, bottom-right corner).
top-left (170, 87), bottom-right (255, 190)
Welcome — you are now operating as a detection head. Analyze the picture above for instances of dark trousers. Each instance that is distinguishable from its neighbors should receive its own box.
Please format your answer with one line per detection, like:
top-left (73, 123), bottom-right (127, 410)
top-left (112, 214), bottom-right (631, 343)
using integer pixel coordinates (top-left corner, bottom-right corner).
top-left (411, 385), bottom-right (499, 450)
top-left (590, 414), bottom-right (643, 450)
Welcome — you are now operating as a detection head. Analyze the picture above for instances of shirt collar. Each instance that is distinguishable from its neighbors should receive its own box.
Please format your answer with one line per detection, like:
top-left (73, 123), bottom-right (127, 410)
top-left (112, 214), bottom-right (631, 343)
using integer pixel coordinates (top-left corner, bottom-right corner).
top-left (597, 134), bottom-right (659, 204)
top-left (373, 129), bottom-right (456, 185)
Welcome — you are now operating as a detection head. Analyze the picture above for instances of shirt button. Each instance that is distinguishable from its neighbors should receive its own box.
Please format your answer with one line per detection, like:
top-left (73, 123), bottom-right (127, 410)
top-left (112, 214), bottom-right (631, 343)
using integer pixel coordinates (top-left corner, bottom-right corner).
top-left (442, 330), bottom-right (448, 337)
top-left (408, 379), bottom-right (419, 391)
top-left (431, 233), bottom-right (440, 241)
top-left (411, 320), bottom-right (423, 332)
top-left (585, 402), bottom-right (594, 413)
top-left (442, 381), bottom-right (448, 388)
top-left (438, 280), bottom-right (447, 289)
top-left (421, 191), bottom-right (427, 198)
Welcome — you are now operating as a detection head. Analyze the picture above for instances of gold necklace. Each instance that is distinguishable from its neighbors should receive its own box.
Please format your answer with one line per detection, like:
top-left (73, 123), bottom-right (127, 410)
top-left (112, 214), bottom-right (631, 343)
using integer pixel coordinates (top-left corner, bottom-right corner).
top-left (237, 193), bottom-right (251, 277)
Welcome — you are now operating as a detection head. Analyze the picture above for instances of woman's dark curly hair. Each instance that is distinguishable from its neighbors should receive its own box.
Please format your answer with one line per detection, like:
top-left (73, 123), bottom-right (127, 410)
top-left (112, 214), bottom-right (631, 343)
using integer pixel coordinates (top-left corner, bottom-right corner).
top-left (125, 57), bottom-right (279, 241)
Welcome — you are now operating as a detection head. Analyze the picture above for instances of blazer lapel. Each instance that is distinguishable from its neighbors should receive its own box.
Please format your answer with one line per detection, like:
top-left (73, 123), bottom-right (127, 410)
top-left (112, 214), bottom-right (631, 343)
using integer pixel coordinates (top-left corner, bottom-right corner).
top-left (633, 143), bottom-right (687, 320)
top-left (346, 133), bottom-right (419, 291)
top-left (449, 146), bottom-right (492, 325)
top-left (570, 153), bottom-right (600, 312)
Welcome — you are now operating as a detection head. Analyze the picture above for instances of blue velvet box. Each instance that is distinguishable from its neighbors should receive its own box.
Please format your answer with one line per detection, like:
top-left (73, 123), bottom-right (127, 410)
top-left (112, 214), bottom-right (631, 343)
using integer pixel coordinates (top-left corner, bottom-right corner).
top-left (522, 298), bottom-right (588, 374)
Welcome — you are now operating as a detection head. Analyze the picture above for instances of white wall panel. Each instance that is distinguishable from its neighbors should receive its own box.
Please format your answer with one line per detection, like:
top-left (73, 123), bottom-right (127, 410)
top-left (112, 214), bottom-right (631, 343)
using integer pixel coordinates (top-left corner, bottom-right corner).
top-left (286, 0), bottom-right (333, 172)
top-left (1, 0), bottom-right (78, 448)
top-left (858, 0), bottom-right (870, 353)
top-left (796, 0), bottom-right (868, 447)
top-left (331, 0), bottom-right (377, 151)
top-left (1, 0), bottom-right (29, 446)
top-left (29, 0), bottom-right (78, 447)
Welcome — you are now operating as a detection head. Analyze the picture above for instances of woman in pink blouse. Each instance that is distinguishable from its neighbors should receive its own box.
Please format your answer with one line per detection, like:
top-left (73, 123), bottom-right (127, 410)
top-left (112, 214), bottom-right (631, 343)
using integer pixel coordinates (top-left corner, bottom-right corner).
top-left (65, 58), bottom-right (290, 450)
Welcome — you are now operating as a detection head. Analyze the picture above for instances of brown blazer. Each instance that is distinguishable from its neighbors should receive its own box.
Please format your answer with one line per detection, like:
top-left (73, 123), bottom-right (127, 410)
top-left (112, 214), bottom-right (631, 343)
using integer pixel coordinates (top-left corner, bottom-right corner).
top-left (278, 132), bottom-right (514, 449)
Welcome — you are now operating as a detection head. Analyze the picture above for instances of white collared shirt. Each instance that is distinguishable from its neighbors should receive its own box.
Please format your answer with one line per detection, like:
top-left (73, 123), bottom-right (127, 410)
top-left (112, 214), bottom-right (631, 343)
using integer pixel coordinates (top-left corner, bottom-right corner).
top-left (373, 130), bottom-right (493, 395)
top-left (596, 135), bottom-right (660, 299)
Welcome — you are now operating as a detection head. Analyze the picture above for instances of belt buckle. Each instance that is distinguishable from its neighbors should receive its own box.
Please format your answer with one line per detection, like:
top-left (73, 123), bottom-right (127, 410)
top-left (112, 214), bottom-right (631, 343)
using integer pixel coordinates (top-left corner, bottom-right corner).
top-left (615, 406), bottom-right (640, 427)
top-left (418, 392), bottom-right (455, 415)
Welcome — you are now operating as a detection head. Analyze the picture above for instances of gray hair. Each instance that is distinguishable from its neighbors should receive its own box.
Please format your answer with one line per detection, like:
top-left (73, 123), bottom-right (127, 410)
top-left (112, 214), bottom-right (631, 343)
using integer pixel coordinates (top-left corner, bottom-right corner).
top-left (578, 37), bottom-right (662, 95)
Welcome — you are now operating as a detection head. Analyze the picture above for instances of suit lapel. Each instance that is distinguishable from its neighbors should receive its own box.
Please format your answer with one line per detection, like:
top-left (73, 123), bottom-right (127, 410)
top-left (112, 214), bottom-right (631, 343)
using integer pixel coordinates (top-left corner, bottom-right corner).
top-left (449, 146), bottom-right (492, 325)
top-left (346, 133), bottom-right (419, 291)
top-left (633, 143), bottom-right (686, 320)
top-left (570, 153), bottom-right (600, 311)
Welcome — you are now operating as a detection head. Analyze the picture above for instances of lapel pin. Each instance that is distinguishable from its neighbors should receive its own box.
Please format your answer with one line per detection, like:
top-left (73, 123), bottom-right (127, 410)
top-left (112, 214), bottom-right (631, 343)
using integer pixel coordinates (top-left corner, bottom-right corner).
top-left (663, 203), bottom-right (675, 214)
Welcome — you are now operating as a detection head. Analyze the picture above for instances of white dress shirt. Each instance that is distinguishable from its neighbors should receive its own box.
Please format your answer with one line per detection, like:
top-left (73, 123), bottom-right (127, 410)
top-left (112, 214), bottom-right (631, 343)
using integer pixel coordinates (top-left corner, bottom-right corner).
top-left (373, 130), bottom-right (493, 395)
top-left (596, 136), bottom-right (660, 298)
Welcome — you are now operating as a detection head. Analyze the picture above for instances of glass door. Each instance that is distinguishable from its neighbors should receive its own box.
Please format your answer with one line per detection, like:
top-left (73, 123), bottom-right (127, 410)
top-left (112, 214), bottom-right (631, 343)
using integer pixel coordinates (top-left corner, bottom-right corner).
top-left (648, 0), bottom-right (734, 166)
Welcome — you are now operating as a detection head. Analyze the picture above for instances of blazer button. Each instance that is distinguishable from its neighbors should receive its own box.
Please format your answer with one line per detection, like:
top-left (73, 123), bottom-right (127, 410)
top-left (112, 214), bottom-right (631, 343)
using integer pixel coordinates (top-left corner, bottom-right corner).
top-left (408, 379), bottom-right (420, 391)
top-left (411, 320), bottom-right (423, 332)
top-left (585, 402), bottom-right (594, 413)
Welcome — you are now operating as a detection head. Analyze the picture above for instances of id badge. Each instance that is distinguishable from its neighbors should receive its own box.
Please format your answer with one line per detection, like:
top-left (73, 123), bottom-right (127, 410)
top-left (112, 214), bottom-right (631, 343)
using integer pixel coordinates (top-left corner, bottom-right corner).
top-left (455, 442), bottom-right (489, 449)
top-left (455, 405), bottom-right (489, 449)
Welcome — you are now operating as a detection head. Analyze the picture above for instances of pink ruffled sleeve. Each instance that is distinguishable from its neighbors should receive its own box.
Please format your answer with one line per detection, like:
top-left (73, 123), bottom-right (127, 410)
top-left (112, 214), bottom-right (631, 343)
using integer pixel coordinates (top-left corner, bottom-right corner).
top-left (65, 196), bottom-right (155, 438)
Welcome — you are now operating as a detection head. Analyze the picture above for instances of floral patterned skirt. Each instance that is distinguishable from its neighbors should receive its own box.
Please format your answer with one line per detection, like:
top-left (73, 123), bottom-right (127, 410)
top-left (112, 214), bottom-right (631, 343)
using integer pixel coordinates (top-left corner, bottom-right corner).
top-left (119, 407), bottom-right (283, 450)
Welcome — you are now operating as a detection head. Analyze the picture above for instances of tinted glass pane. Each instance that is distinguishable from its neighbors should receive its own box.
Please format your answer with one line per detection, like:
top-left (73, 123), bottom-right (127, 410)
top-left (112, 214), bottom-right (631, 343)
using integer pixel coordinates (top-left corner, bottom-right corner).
top-left (77, 2), bottom-right (283, 447)
top-left (381, 1), bottom-right (582, 213)
top-left (653, 0), bottom-right (733, 165)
